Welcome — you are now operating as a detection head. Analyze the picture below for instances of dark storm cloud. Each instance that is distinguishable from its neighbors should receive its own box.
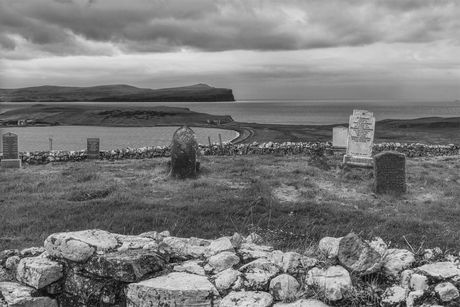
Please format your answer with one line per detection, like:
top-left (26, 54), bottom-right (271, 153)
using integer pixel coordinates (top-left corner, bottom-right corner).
top-left (0, 0), bottom-right (458, 56)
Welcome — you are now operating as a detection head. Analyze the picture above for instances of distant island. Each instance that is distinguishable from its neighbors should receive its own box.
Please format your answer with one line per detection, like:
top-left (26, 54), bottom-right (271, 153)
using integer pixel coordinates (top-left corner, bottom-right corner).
top-left (0, 83), bottom-right (235, 102)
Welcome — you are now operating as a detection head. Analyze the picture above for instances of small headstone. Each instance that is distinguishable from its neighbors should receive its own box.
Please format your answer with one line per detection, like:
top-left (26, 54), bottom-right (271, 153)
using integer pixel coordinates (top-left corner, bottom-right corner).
top-left (332, 126), bottom-right (348, 149)
top-left (343, 110), bottom-right (375, 168)
top-left (1, 132), bottom-right (21, 168)
top-left (373, 151), bottom-right (406, 195)
top-left (86, 138), bottom-right (100, 160)
top-left (170, 126), bottom-right (198, 179)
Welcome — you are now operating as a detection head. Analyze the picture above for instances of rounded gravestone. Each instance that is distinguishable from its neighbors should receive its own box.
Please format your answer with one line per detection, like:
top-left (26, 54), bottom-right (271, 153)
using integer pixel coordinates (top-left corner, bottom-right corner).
top-left (170, 125), bottom-right (198, 179)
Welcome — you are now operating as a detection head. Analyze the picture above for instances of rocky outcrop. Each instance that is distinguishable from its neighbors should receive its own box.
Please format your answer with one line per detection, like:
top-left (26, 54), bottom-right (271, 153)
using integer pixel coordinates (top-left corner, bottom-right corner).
top-left (1, 231), bottom-right (460, 307)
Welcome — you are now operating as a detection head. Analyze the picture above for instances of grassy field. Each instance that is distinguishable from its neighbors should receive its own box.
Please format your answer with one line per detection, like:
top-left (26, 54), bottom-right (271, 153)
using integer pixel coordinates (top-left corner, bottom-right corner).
top-left (1, 154), bottom-right (459, 254)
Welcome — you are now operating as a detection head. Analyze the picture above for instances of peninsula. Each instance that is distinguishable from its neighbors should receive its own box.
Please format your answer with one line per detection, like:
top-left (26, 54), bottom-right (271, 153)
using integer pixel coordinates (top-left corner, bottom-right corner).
top-left (0, 83), bottom-right (235, 102)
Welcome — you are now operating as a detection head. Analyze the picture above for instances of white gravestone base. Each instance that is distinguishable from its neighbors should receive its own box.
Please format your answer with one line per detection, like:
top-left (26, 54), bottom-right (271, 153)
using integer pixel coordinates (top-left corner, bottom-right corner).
top-left (342, 155), bottom-right (373, 168)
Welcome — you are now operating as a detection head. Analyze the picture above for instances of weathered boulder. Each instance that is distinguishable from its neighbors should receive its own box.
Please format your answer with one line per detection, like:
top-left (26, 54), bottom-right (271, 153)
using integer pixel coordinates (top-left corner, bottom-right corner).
top-left (15, 257), bottom-right (63, 289)
top-left (170, 125), bottom-right (198, 179)
top-left (305, 266), bottom-right (353, 301)
top-left (240, 258), bottom-right (281, 291)
top-left (269, 274), bottom-right (300, 301)
top-left (207, 252), bottom-right (240, 273)
top-left (0, 281), bottom-right (58, 307)
top-left (318, 237), bottom-right (341, 258)
top-left (63, 269), bottom-right (124, 306)
top-left (381, 285), bottom-right (407, 307)
top-left (126, 272), bottom-right (220, 307)
top-left (337, 233), bottom-right (381, 275)
top-left (173, 259), bottom-right (206, 276)
top-left (84, 249), bottom-right (165, 282)
top-left (206, 237), bottom-right (235, 256)
top-left (220, 291), bottom-right (273, 307)
top-left (272, 299), bottom-right (330, 307)
top-left (213, 269), bottom-right (243, 292)
top-left (161, 236), bottom-right (207, 259)
top-left (410, 273), bottom-right (429, 291)
top-left (435, 282), bottom-right (459, 302)
top-left (382, 248), bottom-right (415, 278)
top-left (44, 229), bottom-right (118, 262)
top-left (416, 262), bottom-right (460, 280)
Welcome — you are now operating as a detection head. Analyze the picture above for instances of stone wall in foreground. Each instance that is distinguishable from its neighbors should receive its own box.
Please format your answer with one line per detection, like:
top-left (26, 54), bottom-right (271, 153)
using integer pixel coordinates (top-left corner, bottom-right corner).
top-left (1, 230), bottom-right (459, 307)
top-left (2, 142), bottom-right (459, 165)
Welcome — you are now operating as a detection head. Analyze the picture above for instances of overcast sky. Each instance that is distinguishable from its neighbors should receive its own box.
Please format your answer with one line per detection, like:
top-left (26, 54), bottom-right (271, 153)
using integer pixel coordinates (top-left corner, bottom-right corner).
top-left (0, 0), bottom-right (459, 99)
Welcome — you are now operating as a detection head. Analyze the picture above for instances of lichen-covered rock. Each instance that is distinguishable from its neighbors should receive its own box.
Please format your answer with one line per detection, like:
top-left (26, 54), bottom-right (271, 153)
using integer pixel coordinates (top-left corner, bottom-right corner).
top-left (240, 258), bottom-right (281, 290)
top-left (213, 269), bottom-right (243, 292)
top-left (173, 259), bottom-right (205, 276)
top-left (5, 256), bottom-right (20, 272)
top-left (114, 234), bottom-right (156, 251)
top-left (208, 252), bottom-right (240, 273)
top-left (0, 250), bottom-right (19, 266)
top-left (15, 257), bottom-right (63, 289)
top-left (63, 269), bottom-right (124, 306)
top-left (381, 286), bottom-right (407, 307)
top-left (306, 266), bottom-right (353, 301)
top-left (220, 291), bottom-right (273, 307)
top-left (337, 233), bottom-right (382, 275)
top-left (0, 267), bottom-right (14, 282)
top-left (269, 274), bottom-right (300, 301)
top-left (435, 282), bottom-right (459, 302)
top-left (126, 272), bottom-right (220, 307)
top-left (84, 249), bottom-right (165, 282)
top-left (382, 249), bottom-right (415, 278)
top-left (318, 237), bottom-right (342, 258)
top-left (410, 273), bottom-right (429, 291)
top-left (19, 247), bottom-right (46, 258)
top-left (367, 237), bottom-right (388, 256)
top-left (282, 252), bottom-right (302, 274)
top-left (0, 281), bottom-right (58, 307)
top-left (161, 236), bottom-right (207, 259)
top-left (44, 229), bottom-right (118, 262)
top-left (406, 290), bottom-right (424, 307)
top-left (416, 262), bottom-right (460, 280)
top-left (272, 299), bottom-right (330, 307)
top-left (206, 237), bottom-right (235, 256)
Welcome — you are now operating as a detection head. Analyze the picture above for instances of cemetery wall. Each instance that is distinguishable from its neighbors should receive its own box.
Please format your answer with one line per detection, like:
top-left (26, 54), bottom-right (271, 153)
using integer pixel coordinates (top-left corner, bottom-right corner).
top-left (1, 230), bottom-right (460, 306)
top-left (0, 142), bottom-right (458, 165)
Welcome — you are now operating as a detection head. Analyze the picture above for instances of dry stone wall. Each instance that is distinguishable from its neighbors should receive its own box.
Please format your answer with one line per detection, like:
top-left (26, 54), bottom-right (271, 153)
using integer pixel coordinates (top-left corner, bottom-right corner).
top-left (1, 142), bottom-right (458, 165)
top-left (1, 230), bottom-right (460, 307)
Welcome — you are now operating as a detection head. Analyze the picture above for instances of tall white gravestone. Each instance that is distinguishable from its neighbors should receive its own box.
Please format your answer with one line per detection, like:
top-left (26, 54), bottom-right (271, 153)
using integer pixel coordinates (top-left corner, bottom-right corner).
top-left (343, 110), bottom-right (375, 167)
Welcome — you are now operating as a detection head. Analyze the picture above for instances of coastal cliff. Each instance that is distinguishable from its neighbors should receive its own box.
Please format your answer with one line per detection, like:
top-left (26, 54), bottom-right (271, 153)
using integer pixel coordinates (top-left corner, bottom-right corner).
top-left (0, 83), bottom-right (235, 102)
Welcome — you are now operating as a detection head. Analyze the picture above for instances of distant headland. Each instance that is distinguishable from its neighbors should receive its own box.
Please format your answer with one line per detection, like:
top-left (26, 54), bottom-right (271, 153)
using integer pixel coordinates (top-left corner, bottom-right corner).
top-left (0, 83), bottom-right (235, 102)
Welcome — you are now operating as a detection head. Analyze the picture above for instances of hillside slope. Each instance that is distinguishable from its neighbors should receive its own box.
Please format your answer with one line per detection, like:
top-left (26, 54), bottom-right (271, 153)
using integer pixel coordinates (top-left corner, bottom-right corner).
top-left (0, 83), bottom-right (235, 102)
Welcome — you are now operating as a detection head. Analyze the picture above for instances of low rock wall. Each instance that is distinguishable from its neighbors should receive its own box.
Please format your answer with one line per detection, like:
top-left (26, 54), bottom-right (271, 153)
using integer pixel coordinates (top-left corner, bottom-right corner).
top-left (1, 230), bottom-right (459, 307)
top-left (3, 142), bottom-right (459, 165)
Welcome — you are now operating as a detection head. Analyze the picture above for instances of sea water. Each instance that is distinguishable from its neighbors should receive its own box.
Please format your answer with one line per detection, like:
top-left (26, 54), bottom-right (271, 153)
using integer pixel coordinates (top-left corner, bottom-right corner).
top-left (0, 99), bottom-right (458, 152)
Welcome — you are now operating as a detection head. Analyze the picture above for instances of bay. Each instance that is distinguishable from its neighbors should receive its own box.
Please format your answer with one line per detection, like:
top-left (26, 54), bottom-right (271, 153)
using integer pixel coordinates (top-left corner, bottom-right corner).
top-left (0, 99), bottom-right (458, 152)
top-left (0, 126), bottom-right (237, 152)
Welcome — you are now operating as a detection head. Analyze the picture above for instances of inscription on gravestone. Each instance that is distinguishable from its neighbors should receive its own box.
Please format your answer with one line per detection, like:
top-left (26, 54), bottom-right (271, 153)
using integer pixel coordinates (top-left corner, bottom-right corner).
top-left (347, 112), bottom-right (375, 157)
top-left (2, 132), bottom-right (19, 159)
top-left (87, 138), bottom-right (100, 159)
top-left (374, 151), bottom-right (406, 195)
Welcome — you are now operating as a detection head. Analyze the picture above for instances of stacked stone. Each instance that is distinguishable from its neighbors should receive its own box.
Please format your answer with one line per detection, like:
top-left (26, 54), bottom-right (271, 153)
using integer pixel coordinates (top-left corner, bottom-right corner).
top-left (1, 230), bottom-right (460, 306)
top-left (2, 142), bottom-right (459, 165)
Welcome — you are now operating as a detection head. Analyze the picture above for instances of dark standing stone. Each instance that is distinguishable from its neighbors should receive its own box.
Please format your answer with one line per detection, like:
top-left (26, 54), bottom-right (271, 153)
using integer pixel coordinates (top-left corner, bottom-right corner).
top-left (87, 138), bottom-right (100, 160)
top-left (373, 151), bottom-right (406, 195)
top-left (170, 126), bottom-right (198, 179)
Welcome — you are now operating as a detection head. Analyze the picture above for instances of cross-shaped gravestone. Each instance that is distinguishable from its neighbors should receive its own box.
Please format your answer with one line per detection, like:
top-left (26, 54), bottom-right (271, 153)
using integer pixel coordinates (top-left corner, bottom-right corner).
top-left (373, 151), bottom-right (406, 195)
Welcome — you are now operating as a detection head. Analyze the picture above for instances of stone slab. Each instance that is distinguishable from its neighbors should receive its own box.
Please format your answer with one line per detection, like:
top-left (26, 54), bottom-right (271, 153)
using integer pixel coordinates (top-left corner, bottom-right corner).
top-left (16, 257), bottom-right (63, 289)
top-left (343, 155), bottom-right (373, 168)
top-left (126, 272), bottom-right (220, 307)
top-left (2, 132), bottom-right (19, 160)
top-left (0, 159), bottom-right (22, 168)
top-left (346, 110), bottom-right (375, 157)
top-left (86, 138), bottom-right (100, 159)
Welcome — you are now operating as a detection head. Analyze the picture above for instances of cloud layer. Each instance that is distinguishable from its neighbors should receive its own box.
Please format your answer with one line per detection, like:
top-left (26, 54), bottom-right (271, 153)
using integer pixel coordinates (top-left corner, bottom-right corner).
top-left (1, 0), bottom-right (458, 57)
